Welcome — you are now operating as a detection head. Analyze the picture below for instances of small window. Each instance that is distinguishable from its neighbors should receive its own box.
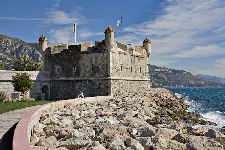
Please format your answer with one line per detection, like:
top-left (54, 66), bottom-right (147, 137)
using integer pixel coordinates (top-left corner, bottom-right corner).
top-left (121, 66), bottom-right (123, 71)
top-left (56, 67), bottom-right (60, 73)
top-left (131, 67), bottom-right (133, 72)
top-left (73, 66), bottom-right (77, 73)
top-left (55, 66), bottom-right (61, 75)
top-left (140, 68), bottom-right (142, 73)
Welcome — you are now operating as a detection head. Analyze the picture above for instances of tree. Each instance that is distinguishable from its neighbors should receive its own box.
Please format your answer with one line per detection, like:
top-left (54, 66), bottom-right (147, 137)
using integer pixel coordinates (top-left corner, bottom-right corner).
top-left (12, 73), bottom-right (33, 96)
top-left (0, 62), bottom-right (5, 70)
top-left (0, 91), bottom-right (7, 102)
top-left (14, 55), bottom-right (42, 71)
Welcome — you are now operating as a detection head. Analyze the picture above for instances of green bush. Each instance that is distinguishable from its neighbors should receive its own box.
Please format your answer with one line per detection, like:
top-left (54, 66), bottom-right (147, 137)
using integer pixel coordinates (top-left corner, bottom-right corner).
top-left (0, 62), bottom-right (5, 70)
top-left (12, 73), bottom-right (33, 96)
top-left (0, 91), bottom-right (7, 102)
top-left (13, 55), bottom-right (42, 71)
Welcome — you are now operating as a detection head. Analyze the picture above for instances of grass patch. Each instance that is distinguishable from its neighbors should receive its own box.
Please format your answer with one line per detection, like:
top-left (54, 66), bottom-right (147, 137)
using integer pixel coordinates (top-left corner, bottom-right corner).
top-left (0, 100), bottom-right (52, 114)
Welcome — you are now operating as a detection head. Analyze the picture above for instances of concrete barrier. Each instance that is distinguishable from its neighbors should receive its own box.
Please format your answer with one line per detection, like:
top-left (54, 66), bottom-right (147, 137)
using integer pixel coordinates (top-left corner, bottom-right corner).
top-left (13, 96), bottom-right (112, 150)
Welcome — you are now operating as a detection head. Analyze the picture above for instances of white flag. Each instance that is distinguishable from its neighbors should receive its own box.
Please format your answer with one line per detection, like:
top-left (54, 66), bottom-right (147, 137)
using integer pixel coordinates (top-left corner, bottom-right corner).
top-left (117, 16), bottom-right (122, 27)
top-left (72, 22), bottom-right (76, 33)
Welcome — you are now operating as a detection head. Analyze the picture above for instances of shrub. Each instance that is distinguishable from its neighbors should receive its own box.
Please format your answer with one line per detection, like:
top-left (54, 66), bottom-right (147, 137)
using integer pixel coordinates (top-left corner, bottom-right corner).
top-left (0, 91), bottom-right (7, 102)
top-left (13, 55), bottom-right (42, 71)
top-left (12, 73), bottom-right (33, 96)
top-left (0, 62), bottom-right (5, 70)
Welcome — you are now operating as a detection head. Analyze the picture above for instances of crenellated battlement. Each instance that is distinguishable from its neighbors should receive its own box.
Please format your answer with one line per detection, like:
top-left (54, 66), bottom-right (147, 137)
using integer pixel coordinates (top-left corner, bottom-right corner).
top-left (38, 26), bottom-right (151, 99)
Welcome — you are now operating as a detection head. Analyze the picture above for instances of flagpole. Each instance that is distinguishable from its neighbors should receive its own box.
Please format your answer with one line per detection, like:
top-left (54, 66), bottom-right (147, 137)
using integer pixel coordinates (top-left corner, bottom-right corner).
top-left (74, 21), bottom-right (77, 43)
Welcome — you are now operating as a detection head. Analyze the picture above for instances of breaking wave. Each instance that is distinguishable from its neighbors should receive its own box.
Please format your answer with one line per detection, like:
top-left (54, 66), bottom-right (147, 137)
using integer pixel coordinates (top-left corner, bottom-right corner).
top-left (171, 88), bottom-right (225, 129)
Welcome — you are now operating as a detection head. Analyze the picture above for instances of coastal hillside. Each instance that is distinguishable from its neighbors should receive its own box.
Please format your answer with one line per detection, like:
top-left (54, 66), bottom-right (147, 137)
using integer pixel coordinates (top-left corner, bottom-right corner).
top-left (0, 35), bottom-right (42, 69)
top-left (0, 34), bottom-right (224, 88)
top-left (149, 65), bottom-right (224, 87)
top-left (196, 74), bottom-right (225, 85)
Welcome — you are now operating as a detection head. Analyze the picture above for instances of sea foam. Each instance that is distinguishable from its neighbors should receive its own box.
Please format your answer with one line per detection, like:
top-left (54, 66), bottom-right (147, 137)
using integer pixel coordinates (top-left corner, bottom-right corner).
top-left (201, 111), bottom-right (225, 128)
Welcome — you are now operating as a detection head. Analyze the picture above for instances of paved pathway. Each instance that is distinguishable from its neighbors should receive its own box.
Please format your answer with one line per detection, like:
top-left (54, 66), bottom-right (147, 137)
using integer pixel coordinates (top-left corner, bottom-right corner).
top-left (0, 106), bottom-right (38, 138)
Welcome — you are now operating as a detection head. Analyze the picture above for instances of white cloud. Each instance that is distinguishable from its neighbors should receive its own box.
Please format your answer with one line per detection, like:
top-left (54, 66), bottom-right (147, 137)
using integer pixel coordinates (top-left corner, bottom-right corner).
top-left (78, 28), bottom-right (103, 39)
top-left (174, 45), bottom-right (225, 58)
top-left (123, 0), bottom-right (225, 58)
top-left (214, 58), bottom-right (225, 68)
top-left (45, 3), bottom-right (89, 43)
top-left (48, 27), bottom-right (103, 43)
top-left (48, 27), bottom-right (73, 43)
top-left (194, 58), bottom-right (225, 77)
top-left (0, 8), bottom-right (86, 25)
top-left (45, 8), bottom-right (86, 25)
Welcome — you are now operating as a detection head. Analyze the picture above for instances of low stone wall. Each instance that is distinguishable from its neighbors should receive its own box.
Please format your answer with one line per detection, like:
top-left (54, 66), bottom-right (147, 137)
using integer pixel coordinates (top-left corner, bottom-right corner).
top-left (12, 96), bottom-right (112, 150)
top-left (0, 70), bottom-right (50, 100)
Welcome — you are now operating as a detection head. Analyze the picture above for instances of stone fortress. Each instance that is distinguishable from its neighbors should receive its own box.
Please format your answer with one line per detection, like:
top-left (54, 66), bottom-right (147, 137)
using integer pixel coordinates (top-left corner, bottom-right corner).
top-left (0, 26), bottom-right (151, 100)
top-left (40, 26), bottom-right (151, 100)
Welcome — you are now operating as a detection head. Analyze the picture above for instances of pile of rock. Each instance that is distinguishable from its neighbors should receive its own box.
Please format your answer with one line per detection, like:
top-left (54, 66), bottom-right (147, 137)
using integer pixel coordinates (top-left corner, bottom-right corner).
top-left (31, 88), bottom-right (225, 150)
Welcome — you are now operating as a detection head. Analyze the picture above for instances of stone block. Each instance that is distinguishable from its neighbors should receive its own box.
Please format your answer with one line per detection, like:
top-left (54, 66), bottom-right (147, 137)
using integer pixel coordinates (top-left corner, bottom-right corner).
top-left (11, 92), bottom-right (21, 100)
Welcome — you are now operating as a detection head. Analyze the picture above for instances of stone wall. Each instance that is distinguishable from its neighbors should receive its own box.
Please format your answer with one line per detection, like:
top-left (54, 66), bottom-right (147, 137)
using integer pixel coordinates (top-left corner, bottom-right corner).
top-left (111, 79), bottom-right (150, 97)
top-left (50, 79), bottom-right (110, 100)
top-left (43, 45), bottom-right (111, 100)
top-left (111, 50), bottom-right (149, 79)
top-left (45, 48), bottom-right (109, 78)
top-left (0, 71), bottom-right (50, 100)
top-left (47, 44), bottom-right (68, 54)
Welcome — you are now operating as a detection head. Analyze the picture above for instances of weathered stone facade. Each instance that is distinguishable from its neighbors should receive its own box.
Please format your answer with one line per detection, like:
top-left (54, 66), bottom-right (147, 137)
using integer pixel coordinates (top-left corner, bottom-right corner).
top-left (50, 79), bottom-right (110, 100)
top-left (0, 27), bottom-right (151, 100)
top-left (38, 26), bottom-right (151, 99)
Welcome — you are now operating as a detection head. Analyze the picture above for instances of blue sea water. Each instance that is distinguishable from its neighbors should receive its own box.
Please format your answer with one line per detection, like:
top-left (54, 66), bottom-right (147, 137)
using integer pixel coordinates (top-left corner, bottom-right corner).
top-left (168, 87), bottom-right (225, 128)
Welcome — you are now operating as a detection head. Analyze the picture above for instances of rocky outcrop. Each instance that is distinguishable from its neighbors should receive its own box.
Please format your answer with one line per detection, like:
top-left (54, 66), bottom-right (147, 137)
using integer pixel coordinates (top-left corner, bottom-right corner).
top-left (30, 88), bottom-right (225, 150)
top-left (0, 35), bottom-right (42, 69)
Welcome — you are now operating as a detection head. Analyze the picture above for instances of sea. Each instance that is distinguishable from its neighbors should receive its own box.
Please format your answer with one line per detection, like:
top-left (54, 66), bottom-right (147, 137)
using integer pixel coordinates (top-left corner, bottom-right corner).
top-left (168, 87), bottom-right (225, 130)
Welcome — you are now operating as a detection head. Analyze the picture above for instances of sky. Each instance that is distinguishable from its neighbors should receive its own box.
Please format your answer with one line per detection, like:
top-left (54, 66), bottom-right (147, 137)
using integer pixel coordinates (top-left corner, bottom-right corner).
top-left (0, 0), bottom-right (225, 77)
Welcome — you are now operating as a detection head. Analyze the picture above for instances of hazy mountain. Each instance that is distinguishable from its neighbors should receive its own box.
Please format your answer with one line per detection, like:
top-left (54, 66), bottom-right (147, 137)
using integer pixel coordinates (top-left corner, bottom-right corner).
top-left (0, 34), bottom-right (42, 69)
top-left (196, 74), bottom-right (225, 85)
top-left (149, 65), bottom-right (224, 87)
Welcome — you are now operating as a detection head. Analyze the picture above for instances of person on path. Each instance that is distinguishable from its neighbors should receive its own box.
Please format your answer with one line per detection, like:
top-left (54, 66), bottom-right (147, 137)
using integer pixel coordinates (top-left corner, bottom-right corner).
top-left (78, 91), bottom-right (84, 98)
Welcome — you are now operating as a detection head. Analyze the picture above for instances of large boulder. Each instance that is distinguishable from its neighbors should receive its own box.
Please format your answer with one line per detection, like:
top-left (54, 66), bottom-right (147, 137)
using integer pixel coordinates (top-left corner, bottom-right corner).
top-left (36, 136), bottom-right (58, 148)
top-left (58, 138), bottom-right (90, 150)
top-left (126, 137), bottom-right (144, 150)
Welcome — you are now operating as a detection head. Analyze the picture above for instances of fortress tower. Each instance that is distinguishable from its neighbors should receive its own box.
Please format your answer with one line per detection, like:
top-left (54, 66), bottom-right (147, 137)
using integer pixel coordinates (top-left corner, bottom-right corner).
top-left (37, 26), bottom-right (150, 100)
top-left (104, 26), bottom-right (115, 49)
top-left (39, 35), bottom-right (48, 52)
top-left (143, 38), bottom-right (151, 57)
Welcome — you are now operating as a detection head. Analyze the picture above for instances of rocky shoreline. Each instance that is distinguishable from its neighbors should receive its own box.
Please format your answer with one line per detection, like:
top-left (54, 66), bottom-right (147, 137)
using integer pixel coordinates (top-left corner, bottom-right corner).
top-left (31, 88), bottom-right (225, 150)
